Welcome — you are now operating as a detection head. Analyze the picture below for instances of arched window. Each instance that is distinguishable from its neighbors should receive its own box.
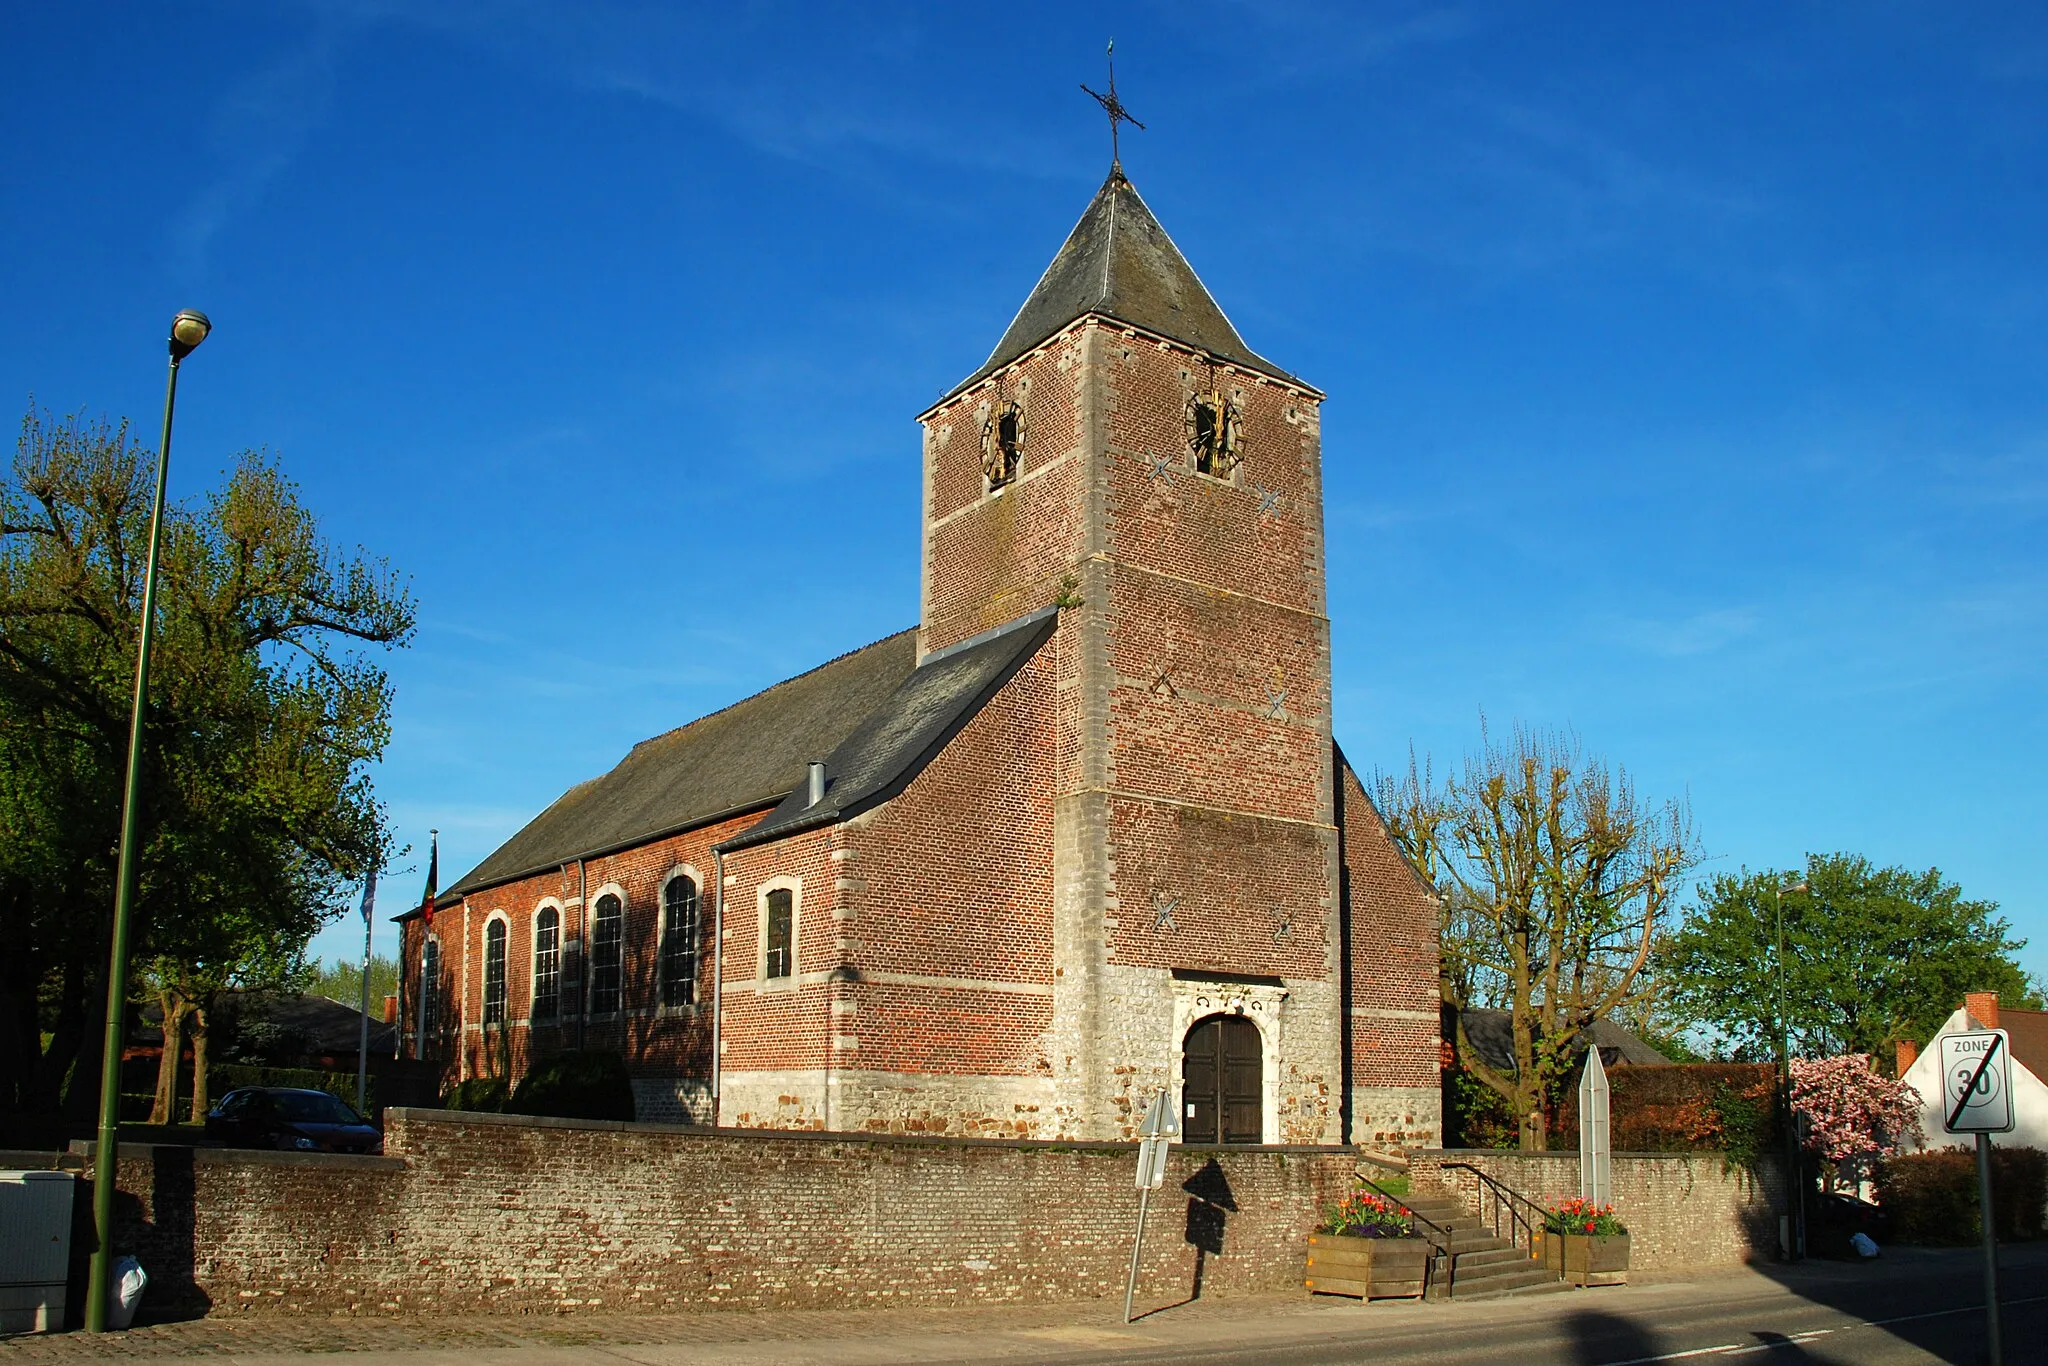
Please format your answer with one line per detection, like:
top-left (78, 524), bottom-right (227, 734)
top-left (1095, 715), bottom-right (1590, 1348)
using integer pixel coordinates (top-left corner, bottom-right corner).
top-left (764, 887), bottom-right (794, 980)
top-left (483, 919), bottom-right (508, 1026)
top-left (419, 937), bottom-right (441, 1045)
top-left (983, 400), bottom-right (1024, 491)
top-left (532, 906), bottom-right (560, 1020)
top-left (591, 893), bottom-right (624, 1016)
top-left (661, 876), bottom-right (699, 1008)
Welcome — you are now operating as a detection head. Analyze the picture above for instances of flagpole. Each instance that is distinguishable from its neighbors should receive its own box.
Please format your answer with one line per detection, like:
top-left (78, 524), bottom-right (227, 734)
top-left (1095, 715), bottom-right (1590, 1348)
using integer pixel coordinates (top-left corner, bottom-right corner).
top-left (356, 868), bottom-right (378, 1115)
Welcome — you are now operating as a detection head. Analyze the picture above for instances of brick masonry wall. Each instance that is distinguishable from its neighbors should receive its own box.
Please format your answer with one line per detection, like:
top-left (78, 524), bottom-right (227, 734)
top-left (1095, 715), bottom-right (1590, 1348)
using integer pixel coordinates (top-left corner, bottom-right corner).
top-left (1408, 1149), bottom-right (1786, 1270)
top-left (88, 1111), bottom-right (1359, 1318)
top-left (1335, 755), bottom-right (1443, 1149)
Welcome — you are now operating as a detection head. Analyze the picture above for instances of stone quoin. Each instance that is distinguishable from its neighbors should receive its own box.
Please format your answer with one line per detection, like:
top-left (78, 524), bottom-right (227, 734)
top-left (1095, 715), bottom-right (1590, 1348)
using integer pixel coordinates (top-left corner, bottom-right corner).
top-left (397, 166), bottom-right (1443, 1147)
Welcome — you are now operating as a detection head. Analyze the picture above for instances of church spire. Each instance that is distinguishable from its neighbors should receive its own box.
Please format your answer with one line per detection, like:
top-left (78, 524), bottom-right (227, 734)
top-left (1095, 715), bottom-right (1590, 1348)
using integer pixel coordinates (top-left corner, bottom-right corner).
top-left (943, 169), bottom-right (1299, 402)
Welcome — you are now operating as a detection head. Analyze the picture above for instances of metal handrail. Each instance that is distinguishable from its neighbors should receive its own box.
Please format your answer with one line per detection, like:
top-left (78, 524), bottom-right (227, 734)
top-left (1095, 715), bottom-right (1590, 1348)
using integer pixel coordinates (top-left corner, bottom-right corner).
top-left (1441, 1161), bottom-right (1547, 1256)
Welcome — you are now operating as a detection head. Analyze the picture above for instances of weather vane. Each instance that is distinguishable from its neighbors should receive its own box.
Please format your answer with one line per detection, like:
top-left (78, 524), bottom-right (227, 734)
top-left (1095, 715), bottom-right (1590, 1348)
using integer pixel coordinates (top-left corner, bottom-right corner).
top-left (1080, 40), bottom-right (1144, 171)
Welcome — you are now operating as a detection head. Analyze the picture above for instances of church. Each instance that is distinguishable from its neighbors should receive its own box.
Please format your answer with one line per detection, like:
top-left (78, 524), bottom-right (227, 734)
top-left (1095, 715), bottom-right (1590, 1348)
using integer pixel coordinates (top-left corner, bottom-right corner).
top-left (397, 161), bottom-right (1443, 1149)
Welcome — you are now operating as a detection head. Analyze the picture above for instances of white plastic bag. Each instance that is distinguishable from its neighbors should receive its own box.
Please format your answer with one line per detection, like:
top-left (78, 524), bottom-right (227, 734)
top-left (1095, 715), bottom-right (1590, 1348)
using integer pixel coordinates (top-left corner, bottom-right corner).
top-left (107, 1256), bottom-right (147, 1330)
top-left (1849, 1231), bottom-right (1879, 1259)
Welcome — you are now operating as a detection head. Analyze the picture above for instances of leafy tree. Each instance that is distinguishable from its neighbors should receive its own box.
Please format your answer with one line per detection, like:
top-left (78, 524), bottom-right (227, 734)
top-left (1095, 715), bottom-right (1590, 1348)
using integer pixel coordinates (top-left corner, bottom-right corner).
top-left (1661, 854), bottom-right (2038, 1065)
top-left (304, 954), bottom-right (399, 1012)
top-left (0, 406), bottom-right (413, 1117)
top-left (1377, 722), bottom-right (1699, 1150)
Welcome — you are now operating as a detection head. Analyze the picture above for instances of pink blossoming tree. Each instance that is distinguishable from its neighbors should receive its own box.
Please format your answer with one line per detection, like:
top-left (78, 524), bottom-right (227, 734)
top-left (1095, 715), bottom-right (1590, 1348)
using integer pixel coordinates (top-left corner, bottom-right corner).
top-left (1790, 1053), bottom-right (1922, 1190)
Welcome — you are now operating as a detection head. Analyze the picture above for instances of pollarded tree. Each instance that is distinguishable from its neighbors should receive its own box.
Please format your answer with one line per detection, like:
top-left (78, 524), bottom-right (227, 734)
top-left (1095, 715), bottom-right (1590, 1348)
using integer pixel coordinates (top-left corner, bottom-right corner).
top-left (1662, 854), bottom-right (2039, 1065)
top-left (1377, 723), bottom-right (1699, 1151)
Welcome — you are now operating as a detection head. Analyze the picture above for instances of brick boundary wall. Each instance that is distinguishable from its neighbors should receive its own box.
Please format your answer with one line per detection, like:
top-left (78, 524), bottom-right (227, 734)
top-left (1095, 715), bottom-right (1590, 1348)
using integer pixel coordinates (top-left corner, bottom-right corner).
top-left (1408, 1148), bottom-right (1786, 1271)
top-left (70, 1110), bottom-right (1362, 1318)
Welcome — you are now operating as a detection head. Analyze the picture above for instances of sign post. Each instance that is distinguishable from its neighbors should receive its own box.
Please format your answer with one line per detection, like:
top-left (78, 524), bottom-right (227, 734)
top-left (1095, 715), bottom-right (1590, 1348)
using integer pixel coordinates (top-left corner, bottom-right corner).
top-left (1123, 1090), bottom-right (1178, 1324)
top-left (1938, 1028), bottom-right (2013, 1366)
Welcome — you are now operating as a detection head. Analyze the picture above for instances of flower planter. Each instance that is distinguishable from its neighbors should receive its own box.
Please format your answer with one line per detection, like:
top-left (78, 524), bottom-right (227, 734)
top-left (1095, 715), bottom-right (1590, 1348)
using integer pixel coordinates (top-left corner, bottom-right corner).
top-left (1556, 1232), bottom-right (1630, 1286)
top-left (1304, 1232), bottom-right (1431, 1300)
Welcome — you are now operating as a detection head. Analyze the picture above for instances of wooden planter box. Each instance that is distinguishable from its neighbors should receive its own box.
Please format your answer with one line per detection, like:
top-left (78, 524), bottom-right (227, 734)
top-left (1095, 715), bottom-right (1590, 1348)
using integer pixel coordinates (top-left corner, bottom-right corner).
top-left (1545, 1231), bottom-right (1629, 1286)
top-left (1304, 1232), bottom-right (1431, 1300)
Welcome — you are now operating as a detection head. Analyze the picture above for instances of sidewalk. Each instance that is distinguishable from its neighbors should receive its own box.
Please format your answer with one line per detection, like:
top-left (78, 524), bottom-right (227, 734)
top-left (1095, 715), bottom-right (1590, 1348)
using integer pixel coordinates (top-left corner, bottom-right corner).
top-left (1, 1247), bottom-right (2030, 1365)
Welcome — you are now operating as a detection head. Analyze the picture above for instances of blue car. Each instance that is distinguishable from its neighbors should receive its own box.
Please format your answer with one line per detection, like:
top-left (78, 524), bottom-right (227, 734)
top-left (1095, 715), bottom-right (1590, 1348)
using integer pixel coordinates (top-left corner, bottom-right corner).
top-left (204, 1087), bottom-right (382, 1154)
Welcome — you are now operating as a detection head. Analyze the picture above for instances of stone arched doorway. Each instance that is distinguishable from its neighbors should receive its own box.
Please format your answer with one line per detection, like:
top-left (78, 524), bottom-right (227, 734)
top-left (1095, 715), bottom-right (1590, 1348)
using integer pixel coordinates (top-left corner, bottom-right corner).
top-left (1182, 1013), bottom-right (1263, 1144)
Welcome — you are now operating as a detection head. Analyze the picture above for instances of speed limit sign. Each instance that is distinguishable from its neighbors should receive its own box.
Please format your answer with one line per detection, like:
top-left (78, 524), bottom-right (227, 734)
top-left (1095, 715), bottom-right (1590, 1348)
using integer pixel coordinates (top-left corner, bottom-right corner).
top-left (1938, 1029), bottom-right (2015, 1135)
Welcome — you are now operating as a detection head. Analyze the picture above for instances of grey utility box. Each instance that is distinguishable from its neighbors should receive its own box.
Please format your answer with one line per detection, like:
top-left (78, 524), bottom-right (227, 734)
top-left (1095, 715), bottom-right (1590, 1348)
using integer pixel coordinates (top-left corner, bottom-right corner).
top-left (0, 1171), bottom-right (75, 1333)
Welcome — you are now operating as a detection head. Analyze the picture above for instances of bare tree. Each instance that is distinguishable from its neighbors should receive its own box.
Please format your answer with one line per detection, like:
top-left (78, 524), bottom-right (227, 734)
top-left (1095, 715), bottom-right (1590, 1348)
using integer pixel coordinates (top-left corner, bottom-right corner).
top-left (1378, 722), bottom-right (1698, 1150)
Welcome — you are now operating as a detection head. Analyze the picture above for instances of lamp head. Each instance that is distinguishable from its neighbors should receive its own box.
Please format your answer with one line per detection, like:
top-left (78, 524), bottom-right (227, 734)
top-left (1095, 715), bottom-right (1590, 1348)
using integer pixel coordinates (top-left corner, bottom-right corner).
top-left (168, 310), bottom-right (211, 361)
top-left (1781, 879), bottom-right (1809, 896)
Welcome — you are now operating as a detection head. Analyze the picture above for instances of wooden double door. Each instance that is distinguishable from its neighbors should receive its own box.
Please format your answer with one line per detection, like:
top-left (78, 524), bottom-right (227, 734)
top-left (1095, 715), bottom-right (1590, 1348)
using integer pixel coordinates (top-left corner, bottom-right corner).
top-left (1181, 1014), bottom-right (1263, 1144)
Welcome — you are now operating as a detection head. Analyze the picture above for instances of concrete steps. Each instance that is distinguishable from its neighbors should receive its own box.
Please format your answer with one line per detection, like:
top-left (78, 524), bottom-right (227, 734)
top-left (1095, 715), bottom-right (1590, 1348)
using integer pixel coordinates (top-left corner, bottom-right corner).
top-left (1392, 1189), bottom-right (1568, 1301)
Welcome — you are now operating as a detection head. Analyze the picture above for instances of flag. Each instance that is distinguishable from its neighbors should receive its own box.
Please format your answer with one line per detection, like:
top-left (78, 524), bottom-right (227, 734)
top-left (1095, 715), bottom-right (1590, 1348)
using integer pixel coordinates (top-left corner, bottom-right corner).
top-left (419, 829), bottom-right (438, 929)
top-left (358, 866), bottom-right (378, 927)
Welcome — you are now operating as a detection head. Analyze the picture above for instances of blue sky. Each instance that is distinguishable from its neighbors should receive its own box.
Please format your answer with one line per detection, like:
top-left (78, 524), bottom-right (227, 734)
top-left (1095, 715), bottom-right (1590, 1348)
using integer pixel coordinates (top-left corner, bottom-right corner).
top-left (5, 3), bottom-right (2044, 984)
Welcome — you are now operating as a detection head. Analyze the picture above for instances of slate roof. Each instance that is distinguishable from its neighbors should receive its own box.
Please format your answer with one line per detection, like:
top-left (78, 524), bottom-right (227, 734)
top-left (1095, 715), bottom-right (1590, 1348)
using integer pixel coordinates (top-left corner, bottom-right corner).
top-left (1975, 1004), bottom-right (2048, 1079)
top-left (1452, 1006), bottom-right (1672, 1078)
top-left (436, 628), bottom-right (922, 902)
top-left (940, 168), bottom-right (1306, 403)
top-left (721, 607), bottom-right (1061, 852)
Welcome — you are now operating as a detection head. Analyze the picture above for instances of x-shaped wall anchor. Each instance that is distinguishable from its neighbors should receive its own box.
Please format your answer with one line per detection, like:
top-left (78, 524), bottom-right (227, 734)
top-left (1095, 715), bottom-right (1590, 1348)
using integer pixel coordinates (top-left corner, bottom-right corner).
top-left (1151, 669), bottom-right (1177, 698)
top-left (1149, 453), bottom-right (1176, 483)
top-left (1272, 910), bottom-right (1294, 943)
top-left (1254, 485), bottom-right (1282, 518)
top-left (1264, 685), bottom-right (1288, 719)
top-left (1152, 890), bottom-right (1179, 932)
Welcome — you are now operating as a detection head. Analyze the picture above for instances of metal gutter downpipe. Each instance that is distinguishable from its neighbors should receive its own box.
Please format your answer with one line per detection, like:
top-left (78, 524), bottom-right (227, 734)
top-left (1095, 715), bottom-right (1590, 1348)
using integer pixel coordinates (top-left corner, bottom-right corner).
top-left (711, 847), bottom-right (724, 1127)
top-left (577, 858), bottom-right (589, 1053)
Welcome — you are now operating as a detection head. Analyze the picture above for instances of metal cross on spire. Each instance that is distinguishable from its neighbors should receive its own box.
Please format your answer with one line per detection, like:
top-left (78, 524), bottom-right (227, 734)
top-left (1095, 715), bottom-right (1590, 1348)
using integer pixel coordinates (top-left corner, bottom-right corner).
top-left (1080, 40), bottom-right (1145, 171)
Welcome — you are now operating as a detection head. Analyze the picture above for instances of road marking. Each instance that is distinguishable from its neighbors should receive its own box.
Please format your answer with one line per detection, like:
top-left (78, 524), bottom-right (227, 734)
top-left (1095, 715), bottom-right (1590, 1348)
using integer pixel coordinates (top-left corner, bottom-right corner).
top-left (1598, 1294), bottom-right (2048, 1365)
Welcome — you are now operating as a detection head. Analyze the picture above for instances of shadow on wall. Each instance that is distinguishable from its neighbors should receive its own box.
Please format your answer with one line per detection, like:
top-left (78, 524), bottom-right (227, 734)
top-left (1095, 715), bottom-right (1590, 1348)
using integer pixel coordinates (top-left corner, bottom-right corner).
top-left (1183, 1159), bottom-right (1238, 1304)
top-left (68, 1149), bottom-right (213, 1329)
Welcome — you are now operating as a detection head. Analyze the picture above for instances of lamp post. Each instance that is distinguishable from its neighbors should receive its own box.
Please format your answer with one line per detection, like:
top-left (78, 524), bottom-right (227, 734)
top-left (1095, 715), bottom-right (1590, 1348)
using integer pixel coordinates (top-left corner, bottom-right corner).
top-left (86, 310), bottom-right (211, 1332)
top-left (1774, 875), bottom-right (1809, 1262)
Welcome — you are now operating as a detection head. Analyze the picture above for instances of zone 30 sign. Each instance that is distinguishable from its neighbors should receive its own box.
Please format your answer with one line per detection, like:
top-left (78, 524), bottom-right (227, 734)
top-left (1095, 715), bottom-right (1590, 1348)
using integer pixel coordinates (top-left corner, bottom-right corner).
top-left (1938, 1029), bottom-right (2015, 1135)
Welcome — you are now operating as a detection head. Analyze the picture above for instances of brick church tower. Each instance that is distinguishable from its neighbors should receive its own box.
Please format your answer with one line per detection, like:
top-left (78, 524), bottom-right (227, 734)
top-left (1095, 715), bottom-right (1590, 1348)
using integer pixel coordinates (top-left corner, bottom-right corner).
top-left (917, 167), bottom-right (1345, 1141)
top-left (405, 164), bottom-right (1441, 1150)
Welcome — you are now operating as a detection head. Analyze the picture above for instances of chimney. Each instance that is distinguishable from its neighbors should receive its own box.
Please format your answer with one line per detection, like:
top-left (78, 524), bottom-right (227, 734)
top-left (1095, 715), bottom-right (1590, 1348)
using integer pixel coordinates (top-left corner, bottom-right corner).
top-left (807, 761), bottom-right (828, 807)
top-left (1896, 1038), bottom-right (1918, 1075)
top-left (1965, 991), bottom-right (2000, 1029)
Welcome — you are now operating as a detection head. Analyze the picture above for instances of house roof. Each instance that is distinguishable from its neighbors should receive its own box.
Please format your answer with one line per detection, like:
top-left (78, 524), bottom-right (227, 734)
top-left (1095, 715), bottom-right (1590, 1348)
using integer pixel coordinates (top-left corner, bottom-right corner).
top-left (1452, 1006), bottom-right (1672, 1078)
top-left (721, 607), bottom-right (1061, 852)
top-left (136, 991), bottom-right (396, 1057)
top-left (939, 168), bottom-right (1305, 404)
top-left (1972, 1004), bottom-right (2048, 1078)
top-left (437, 628), bottom-right (921, 902)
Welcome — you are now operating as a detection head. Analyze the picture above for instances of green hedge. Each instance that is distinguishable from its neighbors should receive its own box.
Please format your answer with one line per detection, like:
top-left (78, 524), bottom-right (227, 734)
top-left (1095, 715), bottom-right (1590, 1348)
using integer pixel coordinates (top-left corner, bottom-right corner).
top-left (1875, 1146), bottom-right (2046, 1245)
top-left (508, 1051), bottom-right (635, 1121)
top-left (443, 1077), bottom-right (508, 1113)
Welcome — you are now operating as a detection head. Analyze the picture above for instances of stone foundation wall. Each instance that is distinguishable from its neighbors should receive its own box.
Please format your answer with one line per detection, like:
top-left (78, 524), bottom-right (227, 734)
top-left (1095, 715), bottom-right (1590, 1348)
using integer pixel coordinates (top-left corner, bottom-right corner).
top-left (1408, 1148), bottom-right (1785, 1270)
top-left (84, 1109), bottom-right (1357, 1318)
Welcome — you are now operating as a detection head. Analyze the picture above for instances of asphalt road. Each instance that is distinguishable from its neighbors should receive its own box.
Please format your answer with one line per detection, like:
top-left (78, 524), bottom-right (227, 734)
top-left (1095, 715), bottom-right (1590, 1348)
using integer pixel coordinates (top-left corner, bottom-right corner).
top-left (1026, 1246), bottom-right (2048, 1366)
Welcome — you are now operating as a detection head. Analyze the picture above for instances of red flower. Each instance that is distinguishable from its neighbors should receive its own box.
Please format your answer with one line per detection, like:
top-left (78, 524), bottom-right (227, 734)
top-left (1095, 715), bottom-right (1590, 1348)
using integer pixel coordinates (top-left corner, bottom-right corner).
top-left (1584, 1220), bottom-right (1596, 1232)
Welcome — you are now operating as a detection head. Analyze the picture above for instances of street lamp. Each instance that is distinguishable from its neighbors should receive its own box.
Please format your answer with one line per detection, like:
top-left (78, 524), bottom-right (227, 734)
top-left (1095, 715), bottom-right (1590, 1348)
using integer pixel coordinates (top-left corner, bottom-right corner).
top-left (85, 310), bottom-right (211, 1332)
top-left (1774, 875), bottom-right (1809, 1262)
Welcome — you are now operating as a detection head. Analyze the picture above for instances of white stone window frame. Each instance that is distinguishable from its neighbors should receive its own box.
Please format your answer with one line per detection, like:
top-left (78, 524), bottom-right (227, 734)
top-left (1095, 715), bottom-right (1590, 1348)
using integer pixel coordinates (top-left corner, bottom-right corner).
top-left (481, 910), bottom-right (512, 1029)
top-left (757, 875), bottom-right (802, 992)
top-left (529, 899), bottom-right (564, 1025)
top-left (1170, 977), bottom-right (1288, 1146)
top-left (587, 881), bottom-right (630, 1019)
top-left (1181, 382), bottom-right (1247, 488)
top-left (658, 865), bottom-right (705, 1013)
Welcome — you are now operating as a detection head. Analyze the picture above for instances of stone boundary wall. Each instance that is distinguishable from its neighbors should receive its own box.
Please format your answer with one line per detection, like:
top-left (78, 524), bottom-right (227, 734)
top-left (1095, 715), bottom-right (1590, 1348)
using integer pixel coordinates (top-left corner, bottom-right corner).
top-left (77, 1109), bottom-right (1358, 1318)
top-left (1408, 1148), bottom-right (1785, 1271)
